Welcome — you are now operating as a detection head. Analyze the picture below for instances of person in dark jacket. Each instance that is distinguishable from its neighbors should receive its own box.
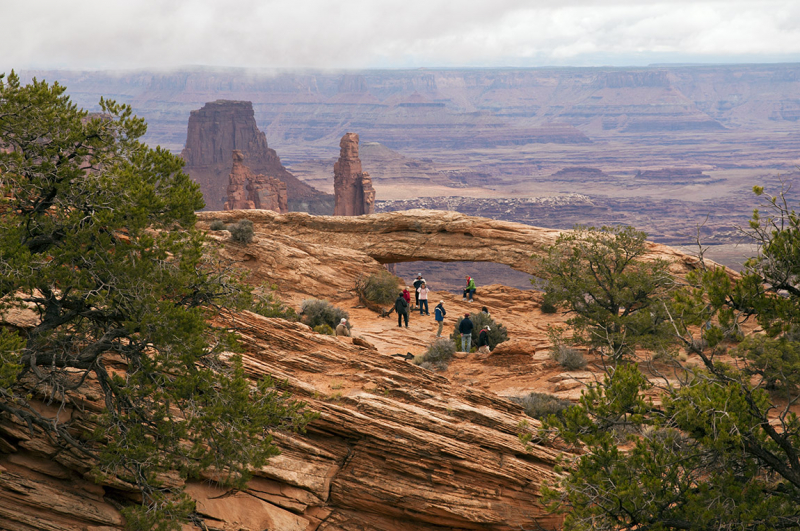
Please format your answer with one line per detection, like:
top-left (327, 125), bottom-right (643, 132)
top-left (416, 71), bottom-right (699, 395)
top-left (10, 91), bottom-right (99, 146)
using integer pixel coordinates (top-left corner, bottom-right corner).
top-left (458, 313), bottom-right (474, 352)
top-left (413, 274), bottom-right (424, 310)
top-left (434, 300), bottom-right (447, 337)
top-left (477, 326), bottom-right (490, 353)
top-left (395, 292), bottom-right (409, 328)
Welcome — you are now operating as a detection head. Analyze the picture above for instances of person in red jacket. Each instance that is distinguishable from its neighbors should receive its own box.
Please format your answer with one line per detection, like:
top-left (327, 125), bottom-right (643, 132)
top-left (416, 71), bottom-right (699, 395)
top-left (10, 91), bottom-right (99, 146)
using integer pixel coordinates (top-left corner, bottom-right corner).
top-left (402, 286), bottom-right (411, 306)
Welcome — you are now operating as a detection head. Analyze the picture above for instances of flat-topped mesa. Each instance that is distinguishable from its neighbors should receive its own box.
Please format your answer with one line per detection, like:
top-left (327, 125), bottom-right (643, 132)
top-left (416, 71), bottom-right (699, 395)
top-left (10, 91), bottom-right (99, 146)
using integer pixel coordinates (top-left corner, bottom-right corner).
top-left (181, 100), bottom-right (333, 213)
top-left (223, 150), bottom-right (288, 212)
top-left (333, 133), bottom-right (376, 216)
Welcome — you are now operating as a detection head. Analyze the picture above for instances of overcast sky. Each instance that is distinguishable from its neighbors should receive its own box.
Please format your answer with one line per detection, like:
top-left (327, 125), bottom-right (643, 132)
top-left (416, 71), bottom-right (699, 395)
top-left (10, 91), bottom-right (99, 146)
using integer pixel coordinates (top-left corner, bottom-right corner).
top-left (3, 0), bottom-right (800, 71)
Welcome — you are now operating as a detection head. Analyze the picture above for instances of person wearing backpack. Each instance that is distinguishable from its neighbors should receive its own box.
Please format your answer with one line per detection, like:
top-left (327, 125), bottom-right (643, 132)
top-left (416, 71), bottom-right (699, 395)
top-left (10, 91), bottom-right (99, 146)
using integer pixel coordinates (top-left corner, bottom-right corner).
top-left (395, 292), bottom-right (409, 328)
top-left (477, 326), bottom-right (491, 354)
top-left (434, 300), bottom-right (447, 337)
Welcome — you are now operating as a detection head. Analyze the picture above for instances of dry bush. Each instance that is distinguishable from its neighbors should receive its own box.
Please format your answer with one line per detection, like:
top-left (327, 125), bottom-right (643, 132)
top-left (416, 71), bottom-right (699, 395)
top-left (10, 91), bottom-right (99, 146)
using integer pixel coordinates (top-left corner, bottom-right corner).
top-left (301, 299), bottom-right (349, 330)
top-left (551, 344), bottom-right (587, 370)
top-left (228, 219), bottom-right (254, 244)
top-left (511, 392), bottom-right (573, 421)
top-left (415, 338), bottom-right (457, 371)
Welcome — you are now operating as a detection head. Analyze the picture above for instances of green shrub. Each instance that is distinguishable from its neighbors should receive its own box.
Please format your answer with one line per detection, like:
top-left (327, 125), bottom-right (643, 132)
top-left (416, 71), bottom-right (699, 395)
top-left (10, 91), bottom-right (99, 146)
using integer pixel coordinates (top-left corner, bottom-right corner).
top-left (358, 270), bottom-right (400, 305)
top-left (511, 392), bottom-right (573, 421)
top-left (228, 219), bottom-right (254, 244)
top-left (301, 299), bottom-right (349, 330)
top-left (451, 312), bottom-right (508, 351)
top-left (540, 296), bottom-right (558, 314)
top-left (209, 219), bottom-right (226, 231)
top-left (313, 324), bottom-right (334, 335)
top-left (551, 344), bottom-right (587, 370)
top-left (415, 338), bottom-right (456, 371)
top-left (252, 290), bottom-right (298, 321)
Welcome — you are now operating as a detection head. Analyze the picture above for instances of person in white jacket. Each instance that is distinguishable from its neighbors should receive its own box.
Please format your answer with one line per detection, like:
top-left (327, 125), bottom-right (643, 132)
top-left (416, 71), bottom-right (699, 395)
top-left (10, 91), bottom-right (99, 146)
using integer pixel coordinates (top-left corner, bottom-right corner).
top-left (417, 281), bottom-right (431, 315)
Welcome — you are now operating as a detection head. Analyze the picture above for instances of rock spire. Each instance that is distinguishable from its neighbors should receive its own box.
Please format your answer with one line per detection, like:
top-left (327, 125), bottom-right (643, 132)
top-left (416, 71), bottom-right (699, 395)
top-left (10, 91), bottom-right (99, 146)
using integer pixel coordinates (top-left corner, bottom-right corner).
top-left (224, 150), bottom-right (288, 213)
top-left (333, 133), bottom-right (376, 216)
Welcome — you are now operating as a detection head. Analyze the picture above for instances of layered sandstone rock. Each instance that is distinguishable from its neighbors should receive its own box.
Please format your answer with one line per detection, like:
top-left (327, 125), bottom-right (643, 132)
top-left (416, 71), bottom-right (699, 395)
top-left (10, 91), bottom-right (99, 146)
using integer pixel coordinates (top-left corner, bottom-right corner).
top-left (198, 208), bottom-right (731, 282)
top-left (181, 100), bottom-right (333, 213)
top-left (333, 133), bottom-right (375, 216)
top-left (224, 150), bottom-right (288, 212)
top-left (0, 310), bottom-right (566, 531)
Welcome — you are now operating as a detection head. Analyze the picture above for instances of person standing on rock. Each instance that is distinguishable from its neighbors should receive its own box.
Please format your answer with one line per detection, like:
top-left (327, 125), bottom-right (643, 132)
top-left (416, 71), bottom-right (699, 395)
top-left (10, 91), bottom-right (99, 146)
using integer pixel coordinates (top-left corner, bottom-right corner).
top-left (336, 318), bottom-right (351, 337)
top-left (395, 292), bottom-right (409, 328)
top-left (417, 281), bottom-right (431, 315)
top-left (413, 274), bottom-right (424, 310)
top-left (434, 300), bottom-right (447, 337)
top-left (402, 286), bottom-right (411, 307)
top-left (459, 313), bottom-right (474, 352)
top-left (477, 325), bottom-right (491, 354)
top-left (463, 276), bottom-right (476, 302)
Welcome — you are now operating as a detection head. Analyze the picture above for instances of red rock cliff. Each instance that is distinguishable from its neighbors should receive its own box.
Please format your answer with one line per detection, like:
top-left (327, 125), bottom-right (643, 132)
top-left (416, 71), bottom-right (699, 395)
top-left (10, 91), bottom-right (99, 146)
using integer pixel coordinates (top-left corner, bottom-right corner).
top-left (333, 133), bottom-right (376, 216)
top-left (224, 150), bottom-right (288, 213)
top-left (181, 100), bottom-right (332, 212)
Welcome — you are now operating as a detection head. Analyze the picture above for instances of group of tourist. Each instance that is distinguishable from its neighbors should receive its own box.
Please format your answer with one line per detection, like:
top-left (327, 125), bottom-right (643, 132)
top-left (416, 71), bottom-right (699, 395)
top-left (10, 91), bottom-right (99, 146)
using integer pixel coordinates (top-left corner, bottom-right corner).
top-left (394, 273), bottom-right (439, 328)
top-left (340, 272), bottom-right (493, 355)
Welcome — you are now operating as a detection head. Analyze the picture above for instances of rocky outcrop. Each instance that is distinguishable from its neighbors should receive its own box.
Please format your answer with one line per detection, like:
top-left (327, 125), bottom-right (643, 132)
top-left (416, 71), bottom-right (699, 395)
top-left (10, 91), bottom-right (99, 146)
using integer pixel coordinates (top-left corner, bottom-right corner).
top-left (0, 309), bottom-right (566, 531)
top-left (181, 100), bottom-right (333, 213)
top-left (198, 209), bottom-right (732, 282)
top-left (333, 133), bottom-right (375, 216)
top-left (224, 150), bottom-right (288, 212)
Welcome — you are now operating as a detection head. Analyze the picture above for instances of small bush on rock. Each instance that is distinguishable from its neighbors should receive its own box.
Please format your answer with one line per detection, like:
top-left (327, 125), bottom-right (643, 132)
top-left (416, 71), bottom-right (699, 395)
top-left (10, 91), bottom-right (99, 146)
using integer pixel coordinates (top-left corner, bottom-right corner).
top-left (551, 344), bottom-right (587, 370)
top-left (357, 270), bottom-right (400, 306)
top-left (301, 299), bottom-right (349, 330)
top-left (313, 324), bottom-right (335, 335)
top-left (415, 338), bottom-right (456, 371)
top-left (228, 219), bottom-right (255, 244)
top-left (252, 290), bottom-right (298, 321)
top-left (511, 392), bottom-right (574, 421)
top-left (209, 219), bottom-right (226, 231)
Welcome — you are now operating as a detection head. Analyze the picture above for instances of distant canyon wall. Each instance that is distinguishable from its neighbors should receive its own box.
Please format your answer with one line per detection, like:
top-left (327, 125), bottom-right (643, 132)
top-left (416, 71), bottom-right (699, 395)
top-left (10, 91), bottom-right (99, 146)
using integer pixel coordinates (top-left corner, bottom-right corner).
top-left (21, 64), bottom-right (800, 156)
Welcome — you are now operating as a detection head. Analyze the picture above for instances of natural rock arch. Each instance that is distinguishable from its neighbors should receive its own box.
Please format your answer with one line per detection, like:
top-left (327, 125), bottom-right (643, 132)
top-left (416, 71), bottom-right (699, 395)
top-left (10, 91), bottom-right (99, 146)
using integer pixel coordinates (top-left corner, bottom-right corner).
top-left (198, 208), bottom-right (715, 279)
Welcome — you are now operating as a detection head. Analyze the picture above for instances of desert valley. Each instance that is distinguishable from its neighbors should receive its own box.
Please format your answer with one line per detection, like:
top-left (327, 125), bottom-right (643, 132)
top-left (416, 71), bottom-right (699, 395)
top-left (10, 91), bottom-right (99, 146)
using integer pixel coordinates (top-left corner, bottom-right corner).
top-left (1, 59), bottom-right (800, 531)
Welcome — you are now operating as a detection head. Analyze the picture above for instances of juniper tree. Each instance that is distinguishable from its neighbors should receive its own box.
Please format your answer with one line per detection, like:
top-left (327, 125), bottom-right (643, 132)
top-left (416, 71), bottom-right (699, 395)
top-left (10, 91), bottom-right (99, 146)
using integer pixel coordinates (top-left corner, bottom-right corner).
top-left (530, 190), bottom-right (800, 530)
top-left (537, 225), bottom-right (675, 362)
top-left (0, 72), bottom-right (313, 529)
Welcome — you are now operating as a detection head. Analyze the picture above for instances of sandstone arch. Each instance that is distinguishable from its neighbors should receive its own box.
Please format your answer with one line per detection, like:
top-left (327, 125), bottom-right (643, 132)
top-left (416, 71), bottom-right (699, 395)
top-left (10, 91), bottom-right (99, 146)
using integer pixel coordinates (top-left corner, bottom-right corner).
top-left (198, 208), bottom-right (714, 279)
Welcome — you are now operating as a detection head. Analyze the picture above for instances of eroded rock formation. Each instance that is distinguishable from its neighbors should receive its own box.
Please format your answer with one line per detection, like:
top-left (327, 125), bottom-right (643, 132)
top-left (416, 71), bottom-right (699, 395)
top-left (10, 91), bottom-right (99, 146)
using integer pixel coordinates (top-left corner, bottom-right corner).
top-left (333, 133), bottom-right (375, 216)
top-left (199, 209), bottom-right (729, 283)
top-left (181, 100), bottom-right (333, 213)
top-left (224, 150), bottom-right (288, 212)
top-left (0, 305), bottom-right (565, 531)
top-left (0, 209), bottom-right (740, 530)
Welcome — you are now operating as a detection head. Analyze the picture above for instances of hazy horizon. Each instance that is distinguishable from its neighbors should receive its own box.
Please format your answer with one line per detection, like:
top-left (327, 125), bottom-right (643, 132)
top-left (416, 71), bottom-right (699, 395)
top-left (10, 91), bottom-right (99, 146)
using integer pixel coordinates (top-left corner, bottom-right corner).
top-left (3, 1), bottom-right (799, 72)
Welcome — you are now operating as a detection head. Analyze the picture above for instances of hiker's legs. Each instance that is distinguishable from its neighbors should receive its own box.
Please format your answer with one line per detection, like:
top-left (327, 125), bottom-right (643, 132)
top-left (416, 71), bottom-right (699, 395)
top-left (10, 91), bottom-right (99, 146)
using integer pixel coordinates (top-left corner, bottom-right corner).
top-left (403, 311), bottom-right (409, 327)
top-left (420, 300), bottom-right (428, 315)
top-left (437, 321), bottom-right (443, 337)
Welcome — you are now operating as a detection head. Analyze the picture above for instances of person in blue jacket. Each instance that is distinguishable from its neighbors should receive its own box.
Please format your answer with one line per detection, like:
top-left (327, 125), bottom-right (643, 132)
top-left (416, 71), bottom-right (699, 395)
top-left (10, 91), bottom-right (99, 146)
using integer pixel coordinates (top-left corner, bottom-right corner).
top-left (434, 300), bottom-right (446, 337)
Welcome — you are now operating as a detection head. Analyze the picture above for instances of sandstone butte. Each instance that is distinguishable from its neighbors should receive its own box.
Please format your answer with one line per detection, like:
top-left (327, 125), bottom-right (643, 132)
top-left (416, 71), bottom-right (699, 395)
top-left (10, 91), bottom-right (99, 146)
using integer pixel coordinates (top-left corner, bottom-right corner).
top-left (181, 100), bottom-right (333, 213)
top-left (0, 209), bottom-right (732, 531)
top-left (333, 133), bottom-right (376, 216)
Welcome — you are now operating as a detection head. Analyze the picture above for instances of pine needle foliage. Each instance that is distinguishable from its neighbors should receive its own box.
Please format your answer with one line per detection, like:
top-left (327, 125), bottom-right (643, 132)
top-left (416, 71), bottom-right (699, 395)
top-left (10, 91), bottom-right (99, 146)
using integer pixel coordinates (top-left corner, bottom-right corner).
top-left (0, 72), bottom-right (313, 530)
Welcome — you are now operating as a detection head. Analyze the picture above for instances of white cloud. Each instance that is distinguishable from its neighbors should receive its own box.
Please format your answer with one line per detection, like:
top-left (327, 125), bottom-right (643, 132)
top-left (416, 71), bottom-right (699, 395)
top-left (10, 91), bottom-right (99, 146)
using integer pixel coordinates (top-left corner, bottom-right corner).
top-left (2, 0), bottom-right (799, 70)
